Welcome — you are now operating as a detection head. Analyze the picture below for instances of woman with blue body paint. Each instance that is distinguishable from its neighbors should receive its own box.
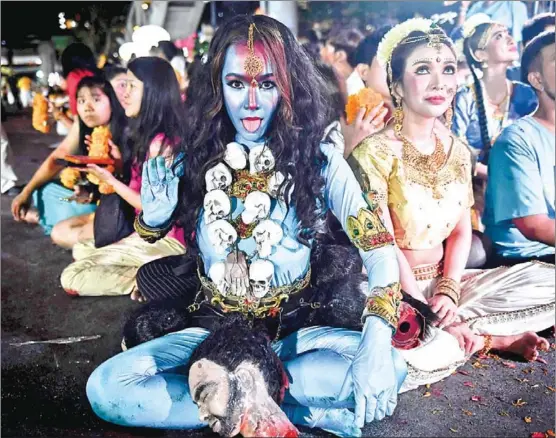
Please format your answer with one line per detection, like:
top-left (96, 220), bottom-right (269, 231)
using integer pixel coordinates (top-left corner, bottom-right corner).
top-left (86, 15), bottom-right (408, 437)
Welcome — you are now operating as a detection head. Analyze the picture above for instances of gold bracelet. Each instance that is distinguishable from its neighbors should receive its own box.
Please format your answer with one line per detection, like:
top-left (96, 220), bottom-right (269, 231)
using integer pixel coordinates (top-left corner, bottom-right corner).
top-left (134, 213), bottom-right (172, 243)
top-left (364, 282), bottom-right (402, 329)
top-left (434, 277), bottom-right (461, 305)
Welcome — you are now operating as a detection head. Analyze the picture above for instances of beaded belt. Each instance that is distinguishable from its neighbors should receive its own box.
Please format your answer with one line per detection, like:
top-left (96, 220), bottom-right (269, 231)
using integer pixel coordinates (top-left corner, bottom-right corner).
top-left (197, 265), bottom-right (312, 319)
top-left (412, 261), bottom-right (443, 281)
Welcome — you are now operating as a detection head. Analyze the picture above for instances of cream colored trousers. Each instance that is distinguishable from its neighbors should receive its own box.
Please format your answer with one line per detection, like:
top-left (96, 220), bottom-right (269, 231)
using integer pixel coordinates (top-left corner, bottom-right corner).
top-left (398, 261), bottom-right (555, 392)
top-left (60, 233), bottom-right (185, 296)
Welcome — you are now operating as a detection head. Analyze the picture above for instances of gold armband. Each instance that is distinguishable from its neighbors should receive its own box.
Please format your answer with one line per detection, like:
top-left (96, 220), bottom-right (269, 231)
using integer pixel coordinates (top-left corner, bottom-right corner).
top-left (134, 213), bottom-right (172, 243)
top-left (364, 282), bottom-right (402, 328)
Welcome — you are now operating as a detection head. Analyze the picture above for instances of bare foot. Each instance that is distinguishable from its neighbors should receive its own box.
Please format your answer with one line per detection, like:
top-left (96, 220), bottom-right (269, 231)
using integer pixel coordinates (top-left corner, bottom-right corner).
top-left (501, 332), bottom-right (550, 361)
top-left (23, 208), bottom-right (39, 225)
top-left (130, 288), bottom-right (146, 303)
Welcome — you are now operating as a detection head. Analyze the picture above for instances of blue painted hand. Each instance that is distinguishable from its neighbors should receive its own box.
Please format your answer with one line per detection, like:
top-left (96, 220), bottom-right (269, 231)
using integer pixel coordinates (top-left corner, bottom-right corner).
top-left (338, 316), bottom-right (407, 428)
top-left (140, 153), bottom-right (185, 227)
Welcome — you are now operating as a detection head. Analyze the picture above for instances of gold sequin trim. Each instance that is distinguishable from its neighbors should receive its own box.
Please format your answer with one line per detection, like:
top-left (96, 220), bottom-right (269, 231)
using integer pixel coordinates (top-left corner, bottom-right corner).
top-left (229, 169), bottom-right (272, 200)
top-left (365, 282), bottom-right (402, 328)
top-left (412, 262), bottom-right (443, 281)
top-left (465, 302), bottom-right (555, 327)
top-left (346, 207), bottom-right (394, 251)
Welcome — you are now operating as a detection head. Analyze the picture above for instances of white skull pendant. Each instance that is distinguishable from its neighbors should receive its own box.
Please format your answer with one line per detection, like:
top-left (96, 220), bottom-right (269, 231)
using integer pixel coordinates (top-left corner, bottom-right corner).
top-left (208, 261), bottom-right (229, 296)
top-left (203, 190), bottom-right (231, 225)
top-left (248, 145), bottom-right (276, 174)
top-left (208, 219), bottom-right (238, 254)
top-left (223, 142), bottom-right (248, 170)
top-left (252, 220), bottom-right (283, 258)
top-left (268, 171), bottom-right (287, 199)
top-left (205, 163), bottom-right (232, 191)
top-left (241, 191), bottom-right (271, 225)
top-left (249, 259), bottom-right (275, 298)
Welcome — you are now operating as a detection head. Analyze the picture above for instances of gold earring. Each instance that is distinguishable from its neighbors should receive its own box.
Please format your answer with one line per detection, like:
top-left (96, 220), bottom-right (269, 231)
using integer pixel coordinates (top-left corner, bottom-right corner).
top-left (481, 61), bottom-right (488, 70)
top-left (393, 101), bottom-right (404, 138)
top-left (444, 107), bottom-right (453, 130)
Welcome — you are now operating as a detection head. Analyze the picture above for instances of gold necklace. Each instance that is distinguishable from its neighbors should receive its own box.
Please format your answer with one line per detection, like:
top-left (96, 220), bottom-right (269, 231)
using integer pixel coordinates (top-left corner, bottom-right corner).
top-left (400, 133), bottom-right (448, 199)
top-left (401, 134), bottom-right (447, 172)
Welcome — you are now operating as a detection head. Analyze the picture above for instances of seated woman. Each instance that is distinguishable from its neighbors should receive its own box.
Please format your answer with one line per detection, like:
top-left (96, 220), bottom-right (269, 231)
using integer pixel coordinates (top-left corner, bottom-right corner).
top-left (60, 57), bottom-right (186, 297)
top-left (86, 15), bottom-right (405, 436)
top-left (348, 19), bottom-right (554, 369)
top-left (453, 14), bottom-right (538, 230)
top-left (49, 76), bottom-right (128, 249)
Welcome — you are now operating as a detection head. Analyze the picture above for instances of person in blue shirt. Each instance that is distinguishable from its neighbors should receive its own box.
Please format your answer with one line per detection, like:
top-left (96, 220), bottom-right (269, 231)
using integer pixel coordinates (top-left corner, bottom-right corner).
top-left (484, 31), bottom-right (555, 265)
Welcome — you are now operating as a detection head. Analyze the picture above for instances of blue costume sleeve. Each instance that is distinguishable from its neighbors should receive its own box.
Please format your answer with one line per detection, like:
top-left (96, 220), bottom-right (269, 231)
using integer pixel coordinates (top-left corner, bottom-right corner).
top-left (320, 143), bottom-right (401, 327)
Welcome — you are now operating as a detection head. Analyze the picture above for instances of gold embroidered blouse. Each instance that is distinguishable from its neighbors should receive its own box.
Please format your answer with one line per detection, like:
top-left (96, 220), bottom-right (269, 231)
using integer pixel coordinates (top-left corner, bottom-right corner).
top-left (348, 133), bottom-right (474, 250)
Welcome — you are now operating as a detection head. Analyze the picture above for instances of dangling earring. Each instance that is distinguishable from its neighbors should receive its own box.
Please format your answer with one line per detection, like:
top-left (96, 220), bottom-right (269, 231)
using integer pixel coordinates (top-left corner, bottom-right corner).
top-left (444, 107), bottom-right (453, 130)
top-left (481, 61), bottom-right (488, 70)
top-left (393, 99), bottom-right (404, 138)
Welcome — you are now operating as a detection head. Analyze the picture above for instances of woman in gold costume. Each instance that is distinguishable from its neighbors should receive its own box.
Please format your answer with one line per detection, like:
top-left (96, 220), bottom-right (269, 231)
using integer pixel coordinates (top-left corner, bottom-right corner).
top-left (348, 19), bottom-right (554, 386)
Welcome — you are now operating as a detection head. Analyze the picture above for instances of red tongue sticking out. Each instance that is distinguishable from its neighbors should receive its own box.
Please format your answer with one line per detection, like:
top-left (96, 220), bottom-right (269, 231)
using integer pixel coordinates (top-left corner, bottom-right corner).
top-left (242, 118), bottom-right (262, 133)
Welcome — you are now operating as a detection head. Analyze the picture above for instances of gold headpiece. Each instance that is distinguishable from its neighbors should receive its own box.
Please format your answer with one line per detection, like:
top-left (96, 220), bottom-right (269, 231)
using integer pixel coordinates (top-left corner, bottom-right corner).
top-left (244, 23), bottom-right (264, 84)
top-left (376, 18), bottom-right (452, 84)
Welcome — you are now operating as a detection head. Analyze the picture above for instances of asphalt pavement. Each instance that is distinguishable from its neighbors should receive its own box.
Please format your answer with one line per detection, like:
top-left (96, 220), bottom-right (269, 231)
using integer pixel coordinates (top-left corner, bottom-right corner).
top-left (1, 111), bottom-right (554, 438)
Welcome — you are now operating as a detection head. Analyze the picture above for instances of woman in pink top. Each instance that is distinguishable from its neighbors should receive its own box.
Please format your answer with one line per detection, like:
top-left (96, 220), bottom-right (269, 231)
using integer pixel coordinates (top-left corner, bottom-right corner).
top-left (60, 57), bottom-right (187, 299)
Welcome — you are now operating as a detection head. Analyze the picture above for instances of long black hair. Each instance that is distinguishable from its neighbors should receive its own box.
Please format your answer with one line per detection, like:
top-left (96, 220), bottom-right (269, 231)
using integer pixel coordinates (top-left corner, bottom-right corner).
top-left (127, 56), bottom-right (185, 168)
top-left (463, 23), bottom-right (494, 154)
top-left (75, 76), bottom-right (129, 178)
top-left (179, 14), bottom-right (330, 251)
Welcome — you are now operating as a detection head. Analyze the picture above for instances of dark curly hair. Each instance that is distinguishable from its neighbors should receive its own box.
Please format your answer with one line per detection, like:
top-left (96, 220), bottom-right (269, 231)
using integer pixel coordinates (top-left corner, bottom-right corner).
top-left (179, 15), bottom-right (330, 251)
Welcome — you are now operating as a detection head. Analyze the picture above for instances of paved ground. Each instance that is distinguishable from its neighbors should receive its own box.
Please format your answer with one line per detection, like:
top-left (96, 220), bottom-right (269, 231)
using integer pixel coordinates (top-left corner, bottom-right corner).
top-left (1, 111), bottom-right (555, 438)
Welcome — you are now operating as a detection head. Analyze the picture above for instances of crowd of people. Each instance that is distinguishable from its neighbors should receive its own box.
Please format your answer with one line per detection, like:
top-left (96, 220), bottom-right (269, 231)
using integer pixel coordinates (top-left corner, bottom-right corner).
top-left (4, 2), bottom-right (556, 437)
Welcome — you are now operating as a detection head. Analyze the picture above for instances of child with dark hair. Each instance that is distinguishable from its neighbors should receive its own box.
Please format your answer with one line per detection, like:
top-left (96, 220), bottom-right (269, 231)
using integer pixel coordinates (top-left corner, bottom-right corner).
top-left (11, 76), bottom-right (125, 243)
top-left (59, 57), bottom-right (186, 298)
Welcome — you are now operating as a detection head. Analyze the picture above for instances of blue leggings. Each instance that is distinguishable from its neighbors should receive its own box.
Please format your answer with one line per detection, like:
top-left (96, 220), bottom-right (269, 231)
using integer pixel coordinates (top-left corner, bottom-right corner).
top-left (87, 326), bottom-right (406, 436)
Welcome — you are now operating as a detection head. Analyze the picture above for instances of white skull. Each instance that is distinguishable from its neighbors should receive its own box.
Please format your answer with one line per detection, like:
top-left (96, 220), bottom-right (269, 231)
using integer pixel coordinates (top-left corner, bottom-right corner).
top-left (249, 145), bottom-right (275, 174)
top-left (223, 142), bottom-right (248, 170)
top-left (249, 260), bottom-right (275, 298)
top-left (208, 220), bottom-right (238, 254)
top-left (252, 220), bottom-right (283, 258)
top-left (268, 171), bottom-right (287, 199)
top-left (241, 191), bottom-right (271, 225)
top-left (205, 163), bottom-right (232, 191)
top-left (208, 261), bottom-right (229, 296)
top-left (203, 190), bottom-right (231, 224)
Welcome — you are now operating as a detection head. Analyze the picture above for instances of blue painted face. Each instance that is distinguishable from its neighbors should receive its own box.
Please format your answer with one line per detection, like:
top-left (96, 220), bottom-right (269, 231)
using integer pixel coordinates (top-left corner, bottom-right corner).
top-left (222, 43), bottom-right (281, 144)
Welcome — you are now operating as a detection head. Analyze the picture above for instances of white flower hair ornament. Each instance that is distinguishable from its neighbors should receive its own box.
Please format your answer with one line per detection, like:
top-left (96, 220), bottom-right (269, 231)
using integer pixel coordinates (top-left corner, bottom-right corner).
top-left (461, 13), bottom-right (500, 61)
top-left (376, 18), bottom-right (453, 85)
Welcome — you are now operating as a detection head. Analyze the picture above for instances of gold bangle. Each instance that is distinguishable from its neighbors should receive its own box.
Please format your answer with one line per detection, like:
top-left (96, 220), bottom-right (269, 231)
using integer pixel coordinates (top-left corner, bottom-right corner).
top-left (134, 213), bottom-right (172, 243)
top-left (436, 289), bottom-right (459, 305)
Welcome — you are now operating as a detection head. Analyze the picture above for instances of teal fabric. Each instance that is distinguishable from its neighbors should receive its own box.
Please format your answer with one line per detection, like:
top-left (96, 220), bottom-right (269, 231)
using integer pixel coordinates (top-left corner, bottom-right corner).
top-left (32, 182), bottom-right (97, 236)
top-left (484, 116), bottom-right (555, 259)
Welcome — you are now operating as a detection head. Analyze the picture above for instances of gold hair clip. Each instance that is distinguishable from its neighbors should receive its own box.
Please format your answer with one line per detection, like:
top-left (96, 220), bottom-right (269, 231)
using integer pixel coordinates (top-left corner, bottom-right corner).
top-left (244, 23), bottom-right (264, 85)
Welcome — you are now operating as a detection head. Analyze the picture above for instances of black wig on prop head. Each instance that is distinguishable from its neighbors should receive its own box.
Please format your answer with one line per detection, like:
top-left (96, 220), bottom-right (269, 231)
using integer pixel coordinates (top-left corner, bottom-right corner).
top-left (179, 14), bottom-right (331, 251)
top-left (188, 314), bottom-right (286, 404)
top-left (75, 76), bottom-right (129, 171)
top-left (127, 56), bottom-right (185, 168)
